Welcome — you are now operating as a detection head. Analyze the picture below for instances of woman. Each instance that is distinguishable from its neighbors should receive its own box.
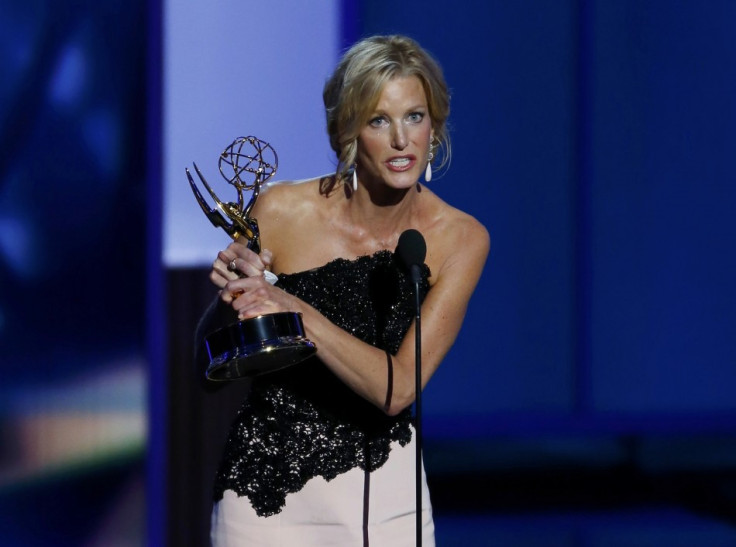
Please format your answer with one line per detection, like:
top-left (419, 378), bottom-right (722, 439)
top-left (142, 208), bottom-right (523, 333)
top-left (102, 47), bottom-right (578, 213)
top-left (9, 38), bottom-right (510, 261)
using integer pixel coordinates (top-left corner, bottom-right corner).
top-left (205, 35), bottom-right (489, 546)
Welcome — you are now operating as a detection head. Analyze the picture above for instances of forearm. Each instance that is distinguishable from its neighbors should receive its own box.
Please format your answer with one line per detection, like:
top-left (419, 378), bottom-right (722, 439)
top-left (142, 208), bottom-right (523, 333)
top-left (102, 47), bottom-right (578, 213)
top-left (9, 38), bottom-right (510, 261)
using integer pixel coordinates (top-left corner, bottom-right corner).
top-left (298, 303), bottom-right (417, 415)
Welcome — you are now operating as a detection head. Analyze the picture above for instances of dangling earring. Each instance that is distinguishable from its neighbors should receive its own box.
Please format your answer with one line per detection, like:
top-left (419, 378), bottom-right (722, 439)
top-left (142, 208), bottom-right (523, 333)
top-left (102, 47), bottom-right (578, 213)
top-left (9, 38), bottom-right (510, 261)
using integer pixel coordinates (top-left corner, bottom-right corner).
top-left (425, 143), bottom-right (434, 183)
top-left (352, 167), bottom-right (358, 191)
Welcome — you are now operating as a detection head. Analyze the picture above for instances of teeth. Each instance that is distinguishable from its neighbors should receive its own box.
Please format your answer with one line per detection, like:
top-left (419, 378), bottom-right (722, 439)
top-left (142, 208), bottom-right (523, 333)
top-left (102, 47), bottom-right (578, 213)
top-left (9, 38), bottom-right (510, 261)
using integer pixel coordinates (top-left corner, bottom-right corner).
top-left (389, 158), bottom-right (410, 167)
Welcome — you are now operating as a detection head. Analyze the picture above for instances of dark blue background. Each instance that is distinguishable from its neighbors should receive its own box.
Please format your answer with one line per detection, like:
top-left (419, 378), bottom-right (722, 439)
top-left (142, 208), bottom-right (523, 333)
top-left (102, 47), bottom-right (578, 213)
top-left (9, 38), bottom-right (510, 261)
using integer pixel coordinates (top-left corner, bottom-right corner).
top-left (1, 0), bottom-right (735, 545)
top-left (356, 1), bottom-right (736, 432)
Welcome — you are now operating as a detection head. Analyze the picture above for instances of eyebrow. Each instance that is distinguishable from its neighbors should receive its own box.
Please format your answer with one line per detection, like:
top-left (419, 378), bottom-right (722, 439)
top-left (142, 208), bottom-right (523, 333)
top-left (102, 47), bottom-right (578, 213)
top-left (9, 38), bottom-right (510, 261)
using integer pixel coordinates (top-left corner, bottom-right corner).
top-left (371, 104), bottom-right (428, 115)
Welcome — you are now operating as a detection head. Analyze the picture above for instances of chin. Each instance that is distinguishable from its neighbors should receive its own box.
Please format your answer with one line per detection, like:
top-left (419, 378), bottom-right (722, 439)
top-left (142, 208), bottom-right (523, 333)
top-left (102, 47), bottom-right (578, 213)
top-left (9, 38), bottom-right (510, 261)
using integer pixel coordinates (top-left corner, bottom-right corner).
top-left (382, 171), bottom-right (421, 189)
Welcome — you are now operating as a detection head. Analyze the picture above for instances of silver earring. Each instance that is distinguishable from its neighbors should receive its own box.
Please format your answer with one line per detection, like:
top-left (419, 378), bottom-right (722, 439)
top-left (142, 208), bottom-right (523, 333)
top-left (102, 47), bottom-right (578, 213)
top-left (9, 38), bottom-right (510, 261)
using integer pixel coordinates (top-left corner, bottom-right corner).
top-left (352, 167), bottom-right (358, 191)
top-left (425, 143), bottom-right (434, 182)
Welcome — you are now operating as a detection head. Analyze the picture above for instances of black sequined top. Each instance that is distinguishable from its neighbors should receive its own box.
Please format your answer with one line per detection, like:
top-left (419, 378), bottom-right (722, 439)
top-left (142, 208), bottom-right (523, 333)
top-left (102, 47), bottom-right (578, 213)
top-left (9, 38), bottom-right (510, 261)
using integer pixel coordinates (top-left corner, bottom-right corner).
top-left (212, 250), bottom-right (431, 517)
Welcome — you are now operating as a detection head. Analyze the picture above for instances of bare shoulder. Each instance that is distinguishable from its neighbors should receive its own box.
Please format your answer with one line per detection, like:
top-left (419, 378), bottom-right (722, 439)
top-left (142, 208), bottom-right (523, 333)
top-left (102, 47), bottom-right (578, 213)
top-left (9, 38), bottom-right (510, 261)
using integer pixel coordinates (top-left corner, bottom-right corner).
top-left (422, 191), bottom-right (490, 282)
top-left (250, 176), bottom-right (338, 269)
top-left (252, 177), bottom-right (325, 220)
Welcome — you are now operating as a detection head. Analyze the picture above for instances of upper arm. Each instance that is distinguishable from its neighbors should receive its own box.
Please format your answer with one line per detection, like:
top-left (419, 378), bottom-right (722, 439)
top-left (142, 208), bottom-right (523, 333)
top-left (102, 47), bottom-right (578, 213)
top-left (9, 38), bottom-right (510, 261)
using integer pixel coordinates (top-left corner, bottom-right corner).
top-left (247, 182), bottom-right (300, 266)
top-left (394, 216), bottom-right (490, 383)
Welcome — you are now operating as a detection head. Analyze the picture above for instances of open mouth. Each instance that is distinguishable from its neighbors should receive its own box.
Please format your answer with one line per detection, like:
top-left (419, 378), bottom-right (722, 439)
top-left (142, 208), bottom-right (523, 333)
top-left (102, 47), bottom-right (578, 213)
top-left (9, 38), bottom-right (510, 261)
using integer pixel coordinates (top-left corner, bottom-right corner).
top-left (388, 157), bottom-right (413, 169)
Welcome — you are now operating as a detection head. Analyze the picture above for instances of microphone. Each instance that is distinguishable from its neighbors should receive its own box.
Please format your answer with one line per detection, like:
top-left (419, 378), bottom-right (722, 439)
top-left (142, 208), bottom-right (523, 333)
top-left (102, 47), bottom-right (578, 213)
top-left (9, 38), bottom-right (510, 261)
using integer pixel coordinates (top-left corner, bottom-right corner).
top-left (396, 229), bottom-right (427, 284)
top-left (395, 228), bottom-right (426, 547)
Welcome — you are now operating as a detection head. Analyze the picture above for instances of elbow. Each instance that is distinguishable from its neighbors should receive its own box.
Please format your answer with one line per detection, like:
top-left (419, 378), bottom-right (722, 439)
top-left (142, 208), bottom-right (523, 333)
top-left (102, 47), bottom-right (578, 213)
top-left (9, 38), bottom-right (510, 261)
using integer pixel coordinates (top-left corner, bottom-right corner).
top-left (383, 402), bottom-right (411, 417)
top-left (381, 386), bottom-right (416, 417)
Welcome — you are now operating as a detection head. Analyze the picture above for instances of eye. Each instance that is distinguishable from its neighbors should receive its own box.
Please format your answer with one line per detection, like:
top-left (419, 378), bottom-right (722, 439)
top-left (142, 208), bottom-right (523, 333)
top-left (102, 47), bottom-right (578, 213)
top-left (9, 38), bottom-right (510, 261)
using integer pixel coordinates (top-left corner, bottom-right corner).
top-left (408, 112), bottom-right (425, 124)
top-left (369, 116), bottom-right (387, 128)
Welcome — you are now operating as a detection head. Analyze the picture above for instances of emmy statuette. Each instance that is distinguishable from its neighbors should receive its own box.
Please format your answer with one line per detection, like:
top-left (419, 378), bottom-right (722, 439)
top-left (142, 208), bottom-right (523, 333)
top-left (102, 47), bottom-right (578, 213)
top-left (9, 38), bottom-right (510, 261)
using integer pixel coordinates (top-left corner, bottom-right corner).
top-left (186, 136), bottom-right (316, 380)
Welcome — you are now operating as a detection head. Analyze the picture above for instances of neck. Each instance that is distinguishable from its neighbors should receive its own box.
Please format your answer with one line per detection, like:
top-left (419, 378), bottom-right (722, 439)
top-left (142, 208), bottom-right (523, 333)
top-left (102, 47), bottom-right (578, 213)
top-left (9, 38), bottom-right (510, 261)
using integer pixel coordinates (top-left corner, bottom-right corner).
top-left (343, 183), bottom-right (422, 249)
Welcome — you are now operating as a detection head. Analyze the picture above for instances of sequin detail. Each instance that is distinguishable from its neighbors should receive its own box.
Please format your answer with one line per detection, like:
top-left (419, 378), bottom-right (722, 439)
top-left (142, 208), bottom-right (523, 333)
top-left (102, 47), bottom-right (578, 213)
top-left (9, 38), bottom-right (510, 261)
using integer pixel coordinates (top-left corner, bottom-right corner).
top-left (213, 250), bottom-right (431, 516)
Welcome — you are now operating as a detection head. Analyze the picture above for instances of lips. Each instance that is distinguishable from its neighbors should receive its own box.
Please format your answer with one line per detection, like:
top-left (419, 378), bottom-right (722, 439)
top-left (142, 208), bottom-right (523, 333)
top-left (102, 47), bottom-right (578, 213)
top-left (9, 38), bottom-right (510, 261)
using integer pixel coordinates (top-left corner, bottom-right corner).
top-left (385, 155), bottom-right (416, 172)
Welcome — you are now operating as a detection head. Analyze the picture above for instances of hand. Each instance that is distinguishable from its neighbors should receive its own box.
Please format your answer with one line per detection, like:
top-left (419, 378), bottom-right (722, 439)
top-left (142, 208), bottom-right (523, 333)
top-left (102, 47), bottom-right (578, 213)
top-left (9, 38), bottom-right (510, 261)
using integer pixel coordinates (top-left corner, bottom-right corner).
top-left (224, 273), bottom-right (299, 321)
top-left (210, 239), bottom-right (273, 298)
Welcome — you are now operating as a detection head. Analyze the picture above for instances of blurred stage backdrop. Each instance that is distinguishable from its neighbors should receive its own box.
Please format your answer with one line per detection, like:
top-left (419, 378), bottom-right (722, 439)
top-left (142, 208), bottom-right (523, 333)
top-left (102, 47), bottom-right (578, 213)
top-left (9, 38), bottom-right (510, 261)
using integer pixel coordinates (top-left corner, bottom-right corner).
top-left (1, 1), bottom-right (735, 546)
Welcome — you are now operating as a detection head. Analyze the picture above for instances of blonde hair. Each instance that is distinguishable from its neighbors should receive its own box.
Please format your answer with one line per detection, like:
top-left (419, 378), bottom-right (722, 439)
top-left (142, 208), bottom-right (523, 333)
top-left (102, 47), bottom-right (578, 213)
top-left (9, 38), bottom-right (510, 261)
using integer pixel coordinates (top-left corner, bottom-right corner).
top-left (323, 35), bottom-right (451, 183)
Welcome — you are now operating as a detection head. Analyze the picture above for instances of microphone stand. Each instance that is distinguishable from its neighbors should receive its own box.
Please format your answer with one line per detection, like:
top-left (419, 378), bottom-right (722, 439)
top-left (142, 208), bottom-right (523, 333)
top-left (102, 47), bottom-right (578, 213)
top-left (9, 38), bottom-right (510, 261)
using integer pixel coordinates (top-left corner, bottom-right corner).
top-left (396, 228), bottom-right (427, 547)
top-left (410, 265), bottom-right (423, 547)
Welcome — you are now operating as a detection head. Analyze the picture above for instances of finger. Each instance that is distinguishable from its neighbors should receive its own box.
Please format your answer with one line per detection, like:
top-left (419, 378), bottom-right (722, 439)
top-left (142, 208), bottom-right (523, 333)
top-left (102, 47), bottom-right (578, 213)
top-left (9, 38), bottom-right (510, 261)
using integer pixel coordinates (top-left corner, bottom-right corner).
top-left (260, 249), bottom-right (273, 269)
top-left (237, 300), bottom-right (279, 321)
top-left (225, 277), bottom-right (257, 303)
top-left (216, 251), bottom-right (239, 277)
top-left (228, 278), bottom-right (264, 300)
top-left (218, 287), bottom-right (234, 304)
top-left (227, 251), bottom-right (268, 278)
top-left (228, 279), bottom-right (272, 310)
top-left (210, 262), bottom-right (235, 289)
top-left (237, 259), bottom-right (267, 278)
top-left (227, 239), bottom-right (253, 259)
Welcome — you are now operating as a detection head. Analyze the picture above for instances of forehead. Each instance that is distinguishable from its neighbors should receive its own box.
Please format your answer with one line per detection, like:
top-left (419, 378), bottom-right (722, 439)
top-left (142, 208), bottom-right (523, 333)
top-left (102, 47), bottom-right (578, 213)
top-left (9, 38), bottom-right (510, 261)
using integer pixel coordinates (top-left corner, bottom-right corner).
top-left (374, 75), bottom-right (427, 110)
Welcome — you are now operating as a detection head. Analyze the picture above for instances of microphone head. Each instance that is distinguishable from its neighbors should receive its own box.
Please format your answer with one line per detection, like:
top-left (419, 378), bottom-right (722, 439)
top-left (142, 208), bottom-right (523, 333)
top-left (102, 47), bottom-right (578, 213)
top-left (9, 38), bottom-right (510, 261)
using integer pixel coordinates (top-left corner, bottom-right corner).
top-left (396, 229), bottom-right (427, 269)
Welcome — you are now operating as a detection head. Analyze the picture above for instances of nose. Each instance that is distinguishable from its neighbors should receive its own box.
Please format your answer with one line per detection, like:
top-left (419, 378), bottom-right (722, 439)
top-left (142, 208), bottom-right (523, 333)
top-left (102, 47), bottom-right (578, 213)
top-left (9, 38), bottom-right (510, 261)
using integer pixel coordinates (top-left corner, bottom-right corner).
top-left (391, 123), bottom-right (408, 150)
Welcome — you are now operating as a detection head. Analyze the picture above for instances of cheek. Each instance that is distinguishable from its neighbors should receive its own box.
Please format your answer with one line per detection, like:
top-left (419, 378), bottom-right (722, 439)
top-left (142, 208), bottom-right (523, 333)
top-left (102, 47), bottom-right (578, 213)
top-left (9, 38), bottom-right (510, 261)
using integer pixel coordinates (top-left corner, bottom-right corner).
top-left (357, 133), bottom-right (384, 160)
top-left (420, 121), bottom-right (433, 142)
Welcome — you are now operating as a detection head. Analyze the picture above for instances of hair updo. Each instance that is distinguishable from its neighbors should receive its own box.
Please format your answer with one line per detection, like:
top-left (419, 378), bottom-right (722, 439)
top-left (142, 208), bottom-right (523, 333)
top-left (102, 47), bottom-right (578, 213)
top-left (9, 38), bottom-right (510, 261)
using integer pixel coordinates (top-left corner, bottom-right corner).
top-left (323, 35), bottom-right (451, 183)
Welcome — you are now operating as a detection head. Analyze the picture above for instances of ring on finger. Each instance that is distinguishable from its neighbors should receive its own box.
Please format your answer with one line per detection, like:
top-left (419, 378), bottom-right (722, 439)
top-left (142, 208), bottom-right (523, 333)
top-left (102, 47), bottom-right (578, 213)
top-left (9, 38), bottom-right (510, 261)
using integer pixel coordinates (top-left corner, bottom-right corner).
top-left (227, 259), bottom-right (237, 272)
